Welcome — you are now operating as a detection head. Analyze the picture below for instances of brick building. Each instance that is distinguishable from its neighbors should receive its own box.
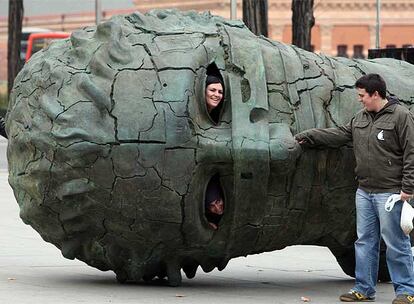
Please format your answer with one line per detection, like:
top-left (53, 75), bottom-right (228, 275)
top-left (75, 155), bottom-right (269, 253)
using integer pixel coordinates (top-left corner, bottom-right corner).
top-left (0, 0), bottom-right (413, 82)
top-left (133, 0), bottom-right (414, 57)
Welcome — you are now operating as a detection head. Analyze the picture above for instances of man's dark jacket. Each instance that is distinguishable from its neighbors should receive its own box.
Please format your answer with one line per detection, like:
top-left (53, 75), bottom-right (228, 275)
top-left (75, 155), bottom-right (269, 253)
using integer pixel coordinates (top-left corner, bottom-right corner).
top-left (0, 117), bottom-right (7, 139)
top-left (296, 98), bottom-right (414, 195)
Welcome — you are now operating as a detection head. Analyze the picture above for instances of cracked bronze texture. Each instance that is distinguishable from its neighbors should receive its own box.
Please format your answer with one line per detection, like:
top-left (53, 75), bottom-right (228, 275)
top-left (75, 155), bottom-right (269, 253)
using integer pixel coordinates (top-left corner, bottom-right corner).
top-left (6, 9), bottom-right (414, 286)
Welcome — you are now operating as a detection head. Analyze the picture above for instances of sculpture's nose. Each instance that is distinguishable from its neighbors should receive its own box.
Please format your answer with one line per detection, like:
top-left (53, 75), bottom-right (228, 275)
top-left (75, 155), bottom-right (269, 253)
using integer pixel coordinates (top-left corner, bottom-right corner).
top-left (270, 123), bottom-right (302, 176)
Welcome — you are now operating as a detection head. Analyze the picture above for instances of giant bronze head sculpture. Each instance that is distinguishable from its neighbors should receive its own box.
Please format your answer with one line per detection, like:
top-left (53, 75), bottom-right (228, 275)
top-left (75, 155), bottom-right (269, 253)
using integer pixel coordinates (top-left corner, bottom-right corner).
top-left (6, 9), bottom-right (414, 285)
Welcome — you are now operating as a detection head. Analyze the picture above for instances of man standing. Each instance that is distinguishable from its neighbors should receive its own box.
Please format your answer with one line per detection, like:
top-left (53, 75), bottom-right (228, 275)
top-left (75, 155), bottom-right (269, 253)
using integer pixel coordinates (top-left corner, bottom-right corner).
top-left (295, 74), bottom-right (414, 304)
top-left (0, 116), bottom-right (6, 139)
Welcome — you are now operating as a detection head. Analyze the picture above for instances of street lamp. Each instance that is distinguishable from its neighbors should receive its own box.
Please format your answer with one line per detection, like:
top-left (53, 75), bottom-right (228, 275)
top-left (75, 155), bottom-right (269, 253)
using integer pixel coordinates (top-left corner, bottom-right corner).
top-left (95, 0), bottom-right (102, 25)
top-left (230, 0), bottom-right (237, 20)
top-left (376, 0), bottom-right (381, 49)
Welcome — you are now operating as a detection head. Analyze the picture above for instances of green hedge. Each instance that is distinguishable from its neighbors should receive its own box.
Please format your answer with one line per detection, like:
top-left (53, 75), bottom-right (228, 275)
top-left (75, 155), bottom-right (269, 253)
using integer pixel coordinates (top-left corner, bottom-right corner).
top-left (0, 90), bottom-right (7, 114)
top-left (0, 88), bottom-right (8, 117)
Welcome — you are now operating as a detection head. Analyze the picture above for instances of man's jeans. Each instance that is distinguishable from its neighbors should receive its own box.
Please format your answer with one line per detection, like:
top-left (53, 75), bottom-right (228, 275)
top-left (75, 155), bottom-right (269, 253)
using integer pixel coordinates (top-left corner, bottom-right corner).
top-left (353, 188), bottom-right (414, 297)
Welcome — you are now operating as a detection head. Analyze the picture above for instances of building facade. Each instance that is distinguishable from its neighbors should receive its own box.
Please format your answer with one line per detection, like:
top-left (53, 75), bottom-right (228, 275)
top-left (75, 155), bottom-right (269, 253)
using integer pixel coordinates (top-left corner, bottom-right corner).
top-left (0, 0), bottom-right (413, 82)
top-left (133, 0), bottom-right (414, 58)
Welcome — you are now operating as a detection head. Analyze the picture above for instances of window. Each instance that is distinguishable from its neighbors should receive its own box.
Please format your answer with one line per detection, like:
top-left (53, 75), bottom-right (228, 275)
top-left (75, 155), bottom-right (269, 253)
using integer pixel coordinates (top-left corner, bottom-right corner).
top-left (386, 44), bottom-right (396, 49)
top-left (337, 45), bottom-right (348, 58)
top-left (353, 45), bottom-right (365, 59)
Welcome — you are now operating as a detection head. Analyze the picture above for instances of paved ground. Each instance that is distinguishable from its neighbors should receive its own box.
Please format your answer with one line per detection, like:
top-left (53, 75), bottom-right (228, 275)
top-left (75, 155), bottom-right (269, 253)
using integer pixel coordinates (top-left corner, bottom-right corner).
top-left (0, 137), bottom-right (396, 304)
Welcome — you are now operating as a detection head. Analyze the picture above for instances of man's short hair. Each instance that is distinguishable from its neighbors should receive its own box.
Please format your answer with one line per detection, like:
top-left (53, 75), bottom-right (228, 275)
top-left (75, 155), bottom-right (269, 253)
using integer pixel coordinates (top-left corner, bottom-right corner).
top-left (355, 73), bottom-right (387, 99)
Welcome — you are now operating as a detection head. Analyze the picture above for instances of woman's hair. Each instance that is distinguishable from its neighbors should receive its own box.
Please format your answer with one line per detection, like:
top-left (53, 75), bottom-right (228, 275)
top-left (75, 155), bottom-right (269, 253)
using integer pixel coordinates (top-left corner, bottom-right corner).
top-left (206, 75), bottom-right (224, 88)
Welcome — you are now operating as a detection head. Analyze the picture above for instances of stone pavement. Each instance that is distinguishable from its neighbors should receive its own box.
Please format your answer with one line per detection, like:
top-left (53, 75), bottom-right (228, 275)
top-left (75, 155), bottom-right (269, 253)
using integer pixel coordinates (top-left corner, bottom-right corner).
top-left (0, 137), bottom-right (395, 304)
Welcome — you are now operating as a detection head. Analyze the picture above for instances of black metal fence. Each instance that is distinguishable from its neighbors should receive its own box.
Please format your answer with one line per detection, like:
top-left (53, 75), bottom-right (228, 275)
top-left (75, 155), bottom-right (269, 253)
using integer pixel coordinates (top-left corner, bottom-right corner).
top-left (368, 48), bottom-right (414, 64)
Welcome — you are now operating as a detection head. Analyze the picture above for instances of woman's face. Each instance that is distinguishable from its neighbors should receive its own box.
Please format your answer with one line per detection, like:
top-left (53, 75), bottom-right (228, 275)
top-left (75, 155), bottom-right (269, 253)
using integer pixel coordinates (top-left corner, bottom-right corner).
top-left (205, 82), bottom-right (223, 112)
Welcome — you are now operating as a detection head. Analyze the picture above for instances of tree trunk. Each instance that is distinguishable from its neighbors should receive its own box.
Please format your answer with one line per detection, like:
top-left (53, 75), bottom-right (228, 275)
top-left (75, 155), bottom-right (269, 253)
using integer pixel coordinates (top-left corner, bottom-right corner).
top-left (292, 0), bottom-right (315, 51)
top-left (8, 0), bottom-right (24, 96)
top-left (243, 0), bottom-right (268, 37)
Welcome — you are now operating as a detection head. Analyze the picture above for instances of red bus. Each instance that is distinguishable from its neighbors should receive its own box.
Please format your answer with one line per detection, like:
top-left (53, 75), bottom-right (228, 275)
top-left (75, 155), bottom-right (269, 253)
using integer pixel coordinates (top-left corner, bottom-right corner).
top-left (25, 32), bottom-right (70, 62)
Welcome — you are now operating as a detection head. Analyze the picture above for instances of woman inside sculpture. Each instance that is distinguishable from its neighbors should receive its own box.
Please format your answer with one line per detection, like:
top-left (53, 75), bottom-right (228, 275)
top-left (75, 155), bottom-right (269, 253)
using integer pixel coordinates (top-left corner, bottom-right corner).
top-left (205, 75), bottom-right (224, 123)
top-left (204, 174), bottom-right (225, 230)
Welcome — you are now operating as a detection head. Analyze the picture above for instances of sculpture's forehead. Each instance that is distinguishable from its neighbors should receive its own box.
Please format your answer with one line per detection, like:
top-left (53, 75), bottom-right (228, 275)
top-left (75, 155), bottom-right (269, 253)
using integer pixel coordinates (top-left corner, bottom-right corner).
top-left (110, 44), bottom-right (209, 147)
top-left (124, 25), bottom-right (226, 72)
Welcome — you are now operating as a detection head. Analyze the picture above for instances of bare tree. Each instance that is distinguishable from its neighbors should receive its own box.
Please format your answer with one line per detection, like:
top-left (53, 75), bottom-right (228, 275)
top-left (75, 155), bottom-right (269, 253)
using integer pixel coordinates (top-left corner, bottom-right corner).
top-left (292, 0), bottom-right (315, 51)
top-left (243, 0), bottom-right (268, 37)
top-left (8, 0), bottom-right (24, 96)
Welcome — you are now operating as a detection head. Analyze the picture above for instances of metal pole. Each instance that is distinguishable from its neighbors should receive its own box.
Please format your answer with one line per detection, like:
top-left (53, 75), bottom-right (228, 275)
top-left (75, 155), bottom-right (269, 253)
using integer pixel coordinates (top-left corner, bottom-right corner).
top-left (376, 0), bottom-right (381, 49)
top-left (95, 0), bottom-right (102, 25)
top-left (230, 0), bottom-right (237, 20)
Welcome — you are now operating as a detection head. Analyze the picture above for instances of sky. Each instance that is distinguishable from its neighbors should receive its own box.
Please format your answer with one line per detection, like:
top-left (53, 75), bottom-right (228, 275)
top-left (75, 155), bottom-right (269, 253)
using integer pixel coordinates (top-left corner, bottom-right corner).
top-left (0, 0), bottom-right (135, 17)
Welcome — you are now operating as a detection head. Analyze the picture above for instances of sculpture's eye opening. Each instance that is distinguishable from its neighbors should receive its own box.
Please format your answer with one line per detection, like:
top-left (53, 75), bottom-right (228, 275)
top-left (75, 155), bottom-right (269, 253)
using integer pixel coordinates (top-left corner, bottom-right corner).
top-left (204, 173), bottom-right (225, 230)
top-left (205, 63), bottom-right (225, 124)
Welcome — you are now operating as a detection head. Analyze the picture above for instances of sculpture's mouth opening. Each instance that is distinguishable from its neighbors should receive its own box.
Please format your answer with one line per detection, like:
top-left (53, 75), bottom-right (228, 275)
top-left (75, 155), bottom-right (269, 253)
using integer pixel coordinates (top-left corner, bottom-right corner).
top-left (204, 173), bottom-right (225, 230)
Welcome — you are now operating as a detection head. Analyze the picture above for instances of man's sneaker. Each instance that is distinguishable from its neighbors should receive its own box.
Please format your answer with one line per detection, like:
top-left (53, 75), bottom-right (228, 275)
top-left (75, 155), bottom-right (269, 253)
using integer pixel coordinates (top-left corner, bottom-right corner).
top-left (392, 294), bottom-right (414, 304)
top-left (339, 290), bottom-right (375, 302)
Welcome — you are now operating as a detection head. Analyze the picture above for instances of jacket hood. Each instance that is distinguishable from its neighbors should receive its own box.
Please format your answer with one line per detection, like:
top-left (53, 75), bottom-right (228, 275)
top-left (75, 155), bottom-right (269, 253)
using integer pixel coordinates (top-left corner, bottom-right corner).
top-left (386, 96), bottom-right (399, 106)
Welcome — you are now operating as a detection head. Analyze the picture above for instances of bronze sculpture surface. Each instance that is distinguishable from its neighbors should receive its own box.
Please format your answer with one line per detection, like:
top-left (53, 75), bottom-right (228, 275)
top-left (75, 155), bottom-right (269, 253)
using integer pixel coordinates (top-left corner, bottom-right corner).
top-left (6, 9), bottom-right (414, 286)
